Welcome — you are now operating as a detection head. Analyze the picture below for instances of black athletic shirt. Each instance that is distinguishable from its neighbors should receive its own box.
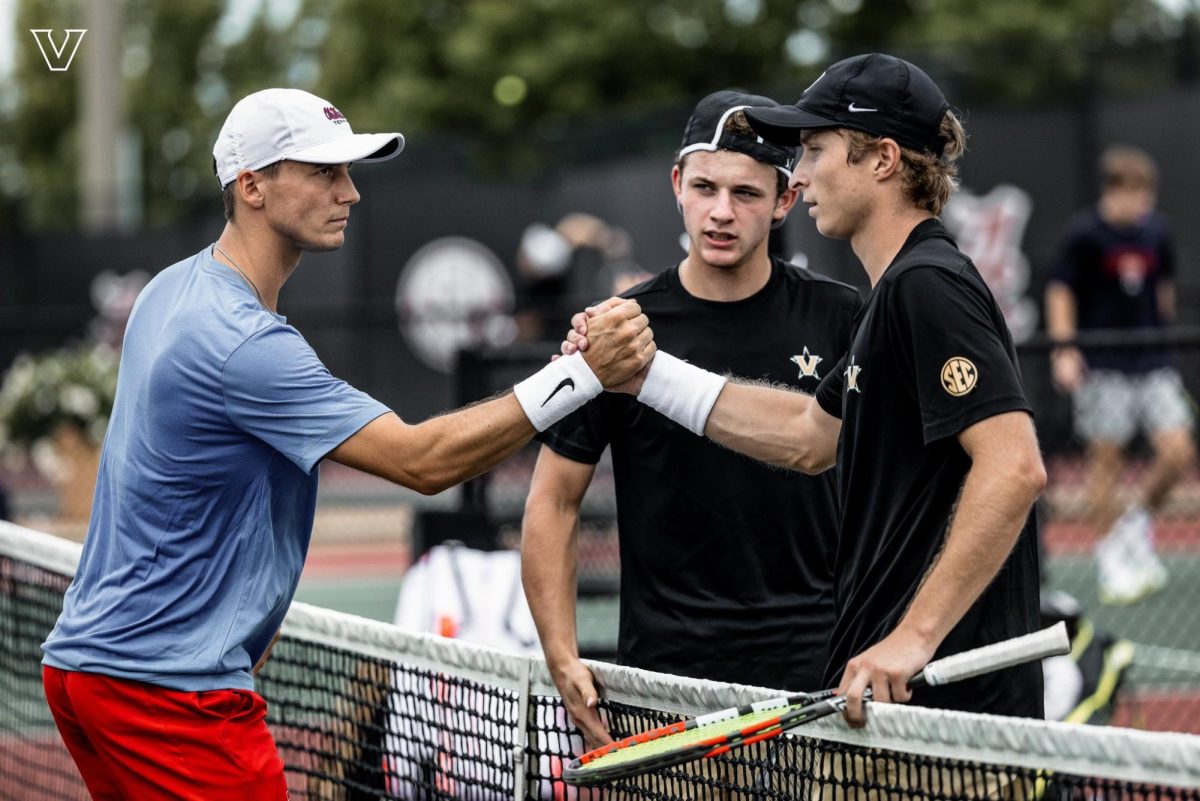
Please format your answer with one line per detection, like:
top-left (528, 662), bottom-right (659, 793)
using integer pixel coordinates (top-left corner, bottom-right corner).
top-left (1050, 207), bottom-right (1176, 372)
top-left (814, 219), bottom-right (1043, 718)
top-left (541, 258), bottom-right (860, 690)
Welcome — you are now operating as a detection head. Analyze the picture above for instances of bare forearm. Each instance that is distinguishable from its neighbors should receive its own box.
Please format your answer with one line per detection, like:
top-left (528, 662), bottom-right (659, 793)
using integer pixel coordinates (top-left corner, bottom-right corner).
top-left (331, 300), bottom-right (654, 493)
top-left (521, 505), bottom-right (582, 668)
top-left (520, 450), bottom-right (610, 745)
top-left (704, 380), bottom-right (837, 473)
top-left (408, 394), bottom-right (536, 491)
top-left (896, 445), bottom-right (1045, 648)
top-left (833, 412), bottom-right (1045, 724)
top-left (252, 629), bottom-right (282, 676)
top-left (1044, 282), bottom-right (1077, 342)
top-left (1158, 282), bottom-right (1176, 321)
top-left (329, 397), bottom-right (534, 495)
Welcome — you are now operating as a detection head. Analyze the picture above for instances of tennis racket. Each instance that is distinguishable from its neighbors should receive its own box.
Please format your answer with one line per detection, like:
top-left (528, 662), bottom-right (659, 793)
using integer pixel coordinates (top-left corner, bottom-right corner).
top-left (563, 621), bottom-right (1069, 786)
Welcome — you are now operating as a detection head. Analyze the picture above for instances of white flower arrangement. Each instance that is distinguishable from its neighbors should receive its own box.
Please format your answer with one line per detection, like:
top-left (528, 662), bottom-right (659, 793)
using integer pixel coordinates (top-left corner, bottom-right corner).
top-left (0, 342), bottom-right (119, 458)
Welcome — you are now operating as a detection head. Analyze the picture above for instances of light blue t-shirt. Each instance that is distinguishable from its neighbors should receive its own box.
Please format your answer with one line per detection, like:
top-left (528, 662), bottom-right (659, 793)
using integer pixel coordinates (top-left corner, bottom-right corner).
top-left (43, 247), bottom-right (389, 691)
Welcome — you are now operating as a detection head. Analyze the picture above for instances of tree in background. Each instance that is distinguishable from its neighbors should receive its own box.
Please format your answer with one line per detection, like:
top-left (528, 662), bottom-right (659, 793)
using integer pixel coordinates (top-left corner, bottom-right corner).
top-left (1, 0), bottom-right (1194, 233)
top-left (4, 0), bottom-right (315, 229)
top-left (311, 0), bottom-right (809, 173)
top-left (827, 0), bottom-right (1194, 104)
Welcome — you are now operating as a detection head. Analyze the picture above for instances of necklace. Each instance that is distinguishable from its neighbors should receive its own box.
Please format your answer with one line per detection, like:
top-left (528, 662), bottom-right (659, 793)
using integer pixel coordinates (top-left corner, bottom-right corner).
top-left (213, 243), bottom-right (272, 311)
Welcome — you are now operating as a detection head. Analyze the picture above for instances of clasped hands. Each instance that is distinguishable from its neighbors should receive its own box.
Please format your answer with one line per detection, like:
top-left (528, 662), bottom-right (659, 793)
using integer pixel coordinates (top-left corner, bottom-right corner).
top-left (557, 297), bottom-right (654, 393)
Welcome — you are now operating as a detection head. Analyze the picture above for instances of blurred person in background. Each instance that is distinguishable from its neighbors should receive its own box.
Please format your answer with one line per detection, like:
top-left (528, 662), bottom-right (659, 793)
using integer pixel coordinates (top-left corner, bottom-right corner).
top-left (514, 212), bottom-right (650, 342)
top-left (1046, 145), bottom-right (1196, 606)
top-left (521, 90), bottom-right (859, 750)
top-left (39, 87), bottom-right (653, 800)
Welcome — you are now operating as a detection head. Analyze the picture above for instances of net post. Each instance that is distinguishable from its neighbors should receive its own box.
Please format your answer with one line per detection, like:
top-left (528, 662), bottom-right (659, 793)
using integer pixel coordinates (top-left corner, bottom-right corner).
top-left (512, 656), bottom-right (534, 800)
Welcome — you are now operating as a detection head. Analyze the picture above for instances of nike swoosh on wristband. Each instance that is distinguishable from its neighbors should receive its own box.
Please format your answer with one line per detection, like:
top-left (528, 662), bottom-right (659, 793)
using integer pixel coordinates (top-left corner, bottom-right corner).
top-left (848, 103), bottom-right (878, 112)
top-left (541, 377), bottom-right (575, 406)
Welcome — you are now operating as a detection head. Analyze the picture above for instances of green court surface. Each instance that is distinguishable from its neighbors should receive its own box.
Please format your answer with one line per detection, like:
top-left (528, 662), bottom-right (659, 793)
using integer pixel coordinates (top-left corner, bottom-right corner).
top-left (293, 575), bottom-right (403, 624)
top-left (1043, 552), bottom-right (1200, 684)
top-left (1041, 551), bottom-right (1200, 700)
top-left (1043, 551), bottom-right (1200, 732)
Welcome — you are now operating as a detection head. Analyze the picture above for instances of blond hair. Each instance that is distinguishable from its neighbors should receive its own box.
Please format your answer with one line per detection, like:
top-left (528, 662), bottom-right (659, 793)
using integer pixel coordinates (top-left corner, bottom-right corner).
top-left (842, 111), bottom-right (967, 216)
top-left (1100, 145), bottom-right (1158, 192)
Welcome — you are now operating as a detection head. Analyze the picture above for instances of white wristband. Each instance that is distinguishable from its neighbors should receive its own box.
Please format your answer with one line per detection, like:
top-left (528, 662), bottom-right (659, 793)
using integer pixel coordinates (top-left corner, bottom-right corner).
top-left (513, 352), bottom-right (603, 431)
top-left (638, 351), bottom-right (727, 435)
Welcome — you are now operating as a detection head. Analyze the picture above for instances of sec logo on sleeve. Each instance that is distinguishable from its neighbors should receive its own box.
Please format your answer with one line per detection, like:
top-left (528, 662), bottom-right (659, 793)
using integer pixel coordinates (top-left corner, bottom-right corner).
top-left (941, 357), bottom-right (978, 396)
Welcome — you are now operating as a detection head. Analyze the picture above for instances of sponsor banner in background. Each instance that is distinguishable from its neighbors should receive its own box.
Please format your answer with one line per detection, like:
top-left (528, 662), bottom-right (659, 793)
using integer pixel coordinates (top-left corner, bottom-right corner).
top-left (944, 184), bottom-right (1038, 343)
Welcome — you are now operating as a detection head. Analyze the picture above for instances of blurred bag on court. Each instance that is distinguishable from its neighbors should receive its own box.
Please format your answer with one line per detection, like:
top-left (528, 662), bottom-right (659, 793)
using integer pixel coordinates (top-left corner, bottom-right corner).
top-left (1041, 589), bottom-right (1134, 723)
top-left (394, 539), bottom-right (540, 656)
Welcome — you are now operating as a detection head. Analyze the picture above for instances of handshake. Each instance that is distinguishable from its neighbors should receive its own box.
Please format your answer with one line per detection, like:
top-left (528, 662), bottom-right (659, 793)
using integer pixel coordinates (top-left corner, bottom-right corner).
top-left (554, 297), bottom-right (655, 394)
top-left (513, 297), bottom-right (726, 437)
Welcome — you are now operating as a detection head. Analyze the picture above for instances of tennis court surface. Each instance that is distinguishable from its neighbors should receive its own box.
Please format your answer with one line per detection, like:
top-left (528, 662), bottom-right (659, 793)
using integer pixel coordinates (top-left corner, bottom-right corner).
top-left (4, 522), bottom-right (1200, 800)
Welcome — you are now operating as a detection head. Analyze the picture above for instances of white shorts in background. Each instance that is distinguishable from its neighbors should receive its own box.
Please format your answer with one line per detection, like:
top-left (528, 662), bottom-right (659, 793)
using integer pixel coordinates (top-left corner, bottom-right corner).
top-left (1073, 367), bottom-right (1195, 445)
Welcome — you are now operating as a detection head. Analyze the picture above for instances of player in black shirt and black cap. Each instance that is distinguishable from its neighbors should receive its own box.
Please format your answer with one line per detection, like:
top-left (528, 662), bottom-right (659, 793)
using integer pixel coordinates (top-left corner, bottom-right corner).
top-left (522, 90), bottom-right (860, 749)
top-left (565, 54), bottom-right (1047, 727)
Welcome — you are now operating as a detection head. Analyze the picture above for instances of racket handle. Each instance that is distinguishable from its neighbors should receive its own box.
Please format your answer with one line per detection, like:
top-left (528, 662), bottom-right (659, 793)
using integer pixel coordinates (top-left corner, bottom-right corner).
top-left (913, 622), bottom-right (1070, 687)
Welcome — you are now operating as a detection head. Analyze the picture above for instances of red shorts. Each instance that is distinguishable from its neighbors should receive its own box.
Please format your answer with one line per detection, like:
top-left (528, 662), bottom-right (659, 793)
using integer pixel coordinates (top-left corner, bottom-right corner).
top-left (43, 664), bottom-right (288, 801)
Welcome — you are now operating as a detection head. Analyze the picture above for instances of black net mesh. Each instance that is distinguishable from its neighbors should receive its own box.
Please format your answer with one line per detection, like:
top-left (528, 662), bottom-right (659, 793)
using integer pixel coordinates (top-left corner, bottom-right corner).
top-left (3, 528), bottom-right (1200, 801)
top-left (259, 638), bottom-right (519, 800)
top-left (1, 555), bottom-right (88, 800)
top-left (526, 695), bottom-right (1200, 800)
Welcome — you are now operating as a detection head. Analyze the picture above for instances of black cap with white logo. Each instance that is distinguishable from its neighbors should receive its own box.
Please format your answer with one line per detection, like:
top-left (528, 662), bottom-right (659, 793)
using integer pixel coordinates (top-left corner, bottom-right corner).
top-left (745, 53), bottom-right (951, 156)
top-left (679, 90), bottom-right (797, 178)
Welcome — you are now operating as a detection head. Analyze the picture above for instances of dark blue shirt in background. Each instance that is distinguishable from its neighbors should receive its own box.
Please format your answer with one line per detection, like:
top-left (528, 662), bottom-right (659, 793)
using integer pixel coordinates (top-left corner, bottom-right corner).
top-left (1051, 208), bottom-right (1176, 373)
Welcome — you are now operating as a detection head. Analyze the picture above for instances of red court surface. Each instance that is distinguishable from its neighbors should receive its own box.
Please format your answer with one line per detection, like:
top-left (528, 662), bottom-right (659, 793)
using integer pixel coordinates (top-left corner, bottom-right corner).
top-left (1040, 457), bottom-right (1200, 555)
top-left (1042, 519), bottom-right (1200, 556)
top-left (304, 540), bottom-right (410, 579)
top-left (1112, 689), bottom-right (1200, 734)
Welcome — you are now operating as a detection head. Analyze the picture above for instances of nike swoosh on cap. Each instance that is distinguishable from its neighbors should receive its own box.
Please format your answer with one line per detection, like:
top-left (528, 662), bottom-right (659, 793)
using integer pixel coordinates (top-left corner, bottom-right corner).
top-left (848, 103), bottom-right (878, 112)
top-left (541, 377), bottom-right (575, 406)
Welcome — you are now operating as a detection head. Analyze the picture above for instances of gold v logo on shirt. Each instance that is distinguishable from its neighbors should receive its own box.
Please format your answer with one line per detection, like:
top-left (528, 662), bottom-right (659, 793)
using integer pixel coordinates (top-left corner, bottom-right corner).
top-left (790, 347), bottom-right (823, 379)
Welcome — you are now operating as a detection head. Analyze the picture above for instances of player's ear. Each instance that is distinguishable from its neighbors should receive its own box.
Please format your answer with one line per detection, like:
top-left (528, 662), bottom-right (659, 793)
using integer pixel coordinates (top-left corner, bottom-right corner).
top-left (772, 181), bottom-right (800, 229)
top-left (671, 164), bottom-right (684, 216)
top-left (874, 139), bottom-right (903, 181)
top-left (237, 170), bottom-right (268, 211)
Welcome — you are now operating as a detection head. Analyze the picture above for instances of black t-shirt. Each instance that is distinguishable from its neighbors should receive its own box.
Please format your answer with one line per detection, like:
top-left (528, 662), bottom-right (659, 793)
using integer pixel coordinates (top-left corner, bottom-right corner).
top-left (541, 258), bottom-right (860, 690)
top-left (1050, 208), bottom-right (1175, 372)
top-left (815, 220), bottom-right (1043, 718)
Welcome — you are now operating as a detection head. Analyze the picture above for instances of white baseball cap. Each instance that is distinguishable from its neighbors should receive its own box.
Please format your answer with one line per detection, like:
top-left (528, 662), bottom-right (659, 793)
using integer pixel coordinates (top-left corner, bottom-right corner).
top-left (213, 88), bottom-right (405, 187)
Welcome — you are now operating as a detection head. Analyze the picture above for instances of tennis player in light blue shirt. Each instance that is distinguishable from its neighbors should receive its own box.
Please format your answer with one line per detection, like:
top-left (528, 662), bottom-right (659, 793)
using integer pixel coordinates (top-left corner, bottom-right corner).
top-left (43, 246), bottom-right (389, 691)
top-left (40, 87), bottom-right (653, 800)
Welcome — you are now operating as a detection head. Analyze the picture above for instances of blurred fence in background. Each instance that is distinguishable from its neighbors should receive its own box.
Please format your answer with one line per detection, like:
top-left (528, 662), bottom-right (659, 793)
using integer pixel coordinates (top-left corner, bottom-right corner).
top-left (1020, 331), bottom-right (1200, 734)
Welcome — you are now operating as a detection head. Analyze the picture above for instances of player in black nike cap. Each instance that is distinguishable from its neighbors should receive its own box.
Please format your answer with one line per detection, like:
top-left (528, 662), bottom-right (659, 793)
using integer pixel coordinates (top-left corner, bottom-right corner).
top-left (565, 54), bottom-right (1046, 728)
top-left (744, 52), bottom-right (950, 156)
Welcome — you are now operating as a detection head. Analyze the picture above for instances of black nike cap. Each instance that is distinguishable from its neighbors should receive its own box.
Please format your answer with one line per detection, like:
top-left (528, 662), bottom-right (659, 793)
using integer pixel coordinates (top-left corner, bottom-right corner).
top-left (745, 53), bottom-right (951, 156)
top-left (679, 90), bottom-right (797, 177)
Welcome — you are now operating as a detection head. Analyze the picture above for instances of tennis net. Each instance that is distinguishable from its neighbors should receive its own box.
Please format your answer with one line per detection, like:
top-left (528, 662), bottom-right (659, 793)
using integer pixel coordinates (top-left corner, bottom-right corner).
top-left (3, 521), bottom-right (1200, 800)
